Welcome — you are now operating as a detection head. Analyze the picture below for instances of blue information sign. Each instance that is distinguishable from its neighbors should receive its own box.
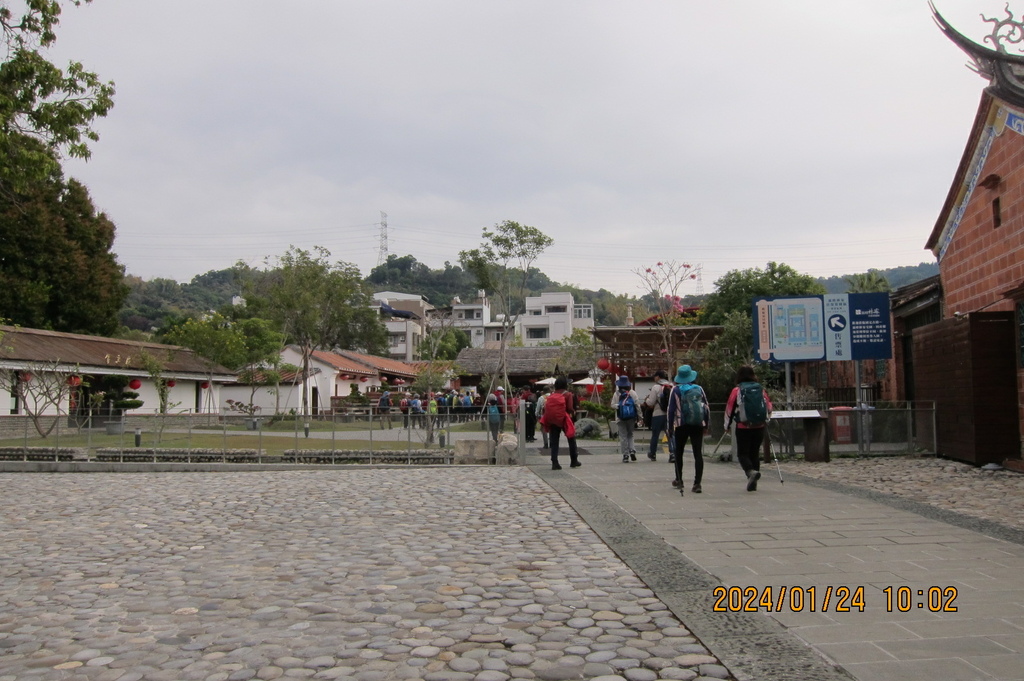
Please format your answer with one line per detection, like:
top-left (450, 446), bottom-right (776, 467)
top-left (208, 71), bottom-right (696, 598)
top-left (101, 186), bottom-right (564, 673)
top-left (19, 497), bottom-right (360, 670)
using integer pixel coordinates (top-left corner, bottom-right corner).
top-left (753, 293), bottom-right (891, 363)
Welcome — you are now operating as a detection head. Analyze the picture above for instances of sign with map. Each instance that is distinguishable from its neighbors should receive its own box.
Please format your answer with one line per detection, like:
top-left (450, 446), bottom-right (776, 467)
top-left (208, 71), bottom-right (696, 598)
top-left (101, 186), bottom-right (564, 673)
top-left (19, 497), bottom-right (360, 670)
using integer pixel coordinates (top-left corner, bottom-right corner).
top-left (753, 293), bottom-right (891, 363)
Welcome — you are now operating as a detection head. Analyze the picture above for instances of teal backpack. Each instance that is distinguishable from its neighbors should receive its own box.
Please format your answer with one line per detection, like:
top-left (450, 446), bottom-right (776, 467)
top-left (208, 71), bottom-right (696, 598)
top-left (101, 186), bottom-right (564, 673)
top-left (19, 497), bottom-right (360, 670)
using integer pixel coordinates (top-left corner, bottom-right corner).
top-left (679, 385), bottom-right (706, 427)
top-left (736, 382), bottom-right (768, 426)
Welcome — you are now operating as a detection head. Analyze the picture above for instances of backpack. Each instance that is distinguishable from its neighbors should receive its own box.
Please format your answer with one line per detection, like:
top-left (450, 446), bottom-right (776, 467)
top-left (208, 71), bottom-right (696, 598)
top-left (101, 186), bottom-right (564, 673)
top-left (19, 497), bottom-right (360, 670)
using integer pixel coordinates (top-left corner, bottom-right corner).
top-left (658, 384), bottom-right (670, 413)
top-left (736, 381), bottom-right (768, 426)
top-left (378, 393), bottom-right (391, 408)
top-left (679, 385), bottom-right (705, 427)
top-left (617, 392), bottom-right (637, 420)
top-left (487, 403), bottom-right (501, 424)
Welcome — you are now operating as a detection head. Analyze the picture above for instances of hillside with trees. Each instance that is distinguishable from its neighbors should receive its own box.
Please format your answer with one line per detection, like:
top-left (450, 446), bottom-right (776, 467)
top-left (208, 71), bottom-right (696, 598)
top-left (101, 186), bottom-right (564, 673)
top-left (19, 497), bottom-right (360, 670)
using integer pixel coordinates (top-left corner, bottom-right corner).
top-left (112, 258), bottom-right (942, 338)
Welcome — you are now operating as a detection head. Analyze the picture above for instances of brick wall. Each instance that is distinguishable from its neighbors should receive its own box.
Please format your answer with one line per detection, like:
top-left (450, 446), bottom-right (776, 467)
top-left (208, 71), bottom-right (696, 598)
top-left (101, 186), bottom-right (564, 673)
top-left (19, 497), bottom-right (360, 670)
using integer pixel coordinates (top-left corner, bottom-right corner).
top-left (941, 123), bottom-right (1024, 317)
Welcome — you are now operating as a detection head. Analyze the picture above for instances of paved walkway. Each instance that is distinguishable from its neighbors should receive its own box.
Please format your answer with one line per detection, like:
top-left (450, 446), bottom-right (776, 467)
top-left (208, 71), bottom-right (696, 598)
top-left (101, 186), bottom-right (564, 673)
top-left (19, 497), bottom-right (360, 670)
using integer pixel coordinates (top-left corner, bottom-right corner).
top-left (2, 443), bottom-right (1023, 681)
top-left (0, 468), bottom-right (733, 681)
top-left (537, 444), bottom-right (1024, 681)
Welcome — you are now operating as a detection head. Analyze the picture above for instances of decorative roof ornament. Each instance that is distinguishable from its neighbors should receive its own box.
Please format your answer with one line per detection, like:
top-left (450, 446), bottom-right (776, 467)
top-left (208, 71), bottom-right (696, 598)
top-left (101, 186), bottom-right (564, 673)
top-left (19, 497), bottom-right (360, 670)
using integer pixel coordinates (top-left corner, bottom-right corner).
top-left (982, 4), bottom-right (1024, 54)
top-left (932, 1), bottom-right (1024, 106)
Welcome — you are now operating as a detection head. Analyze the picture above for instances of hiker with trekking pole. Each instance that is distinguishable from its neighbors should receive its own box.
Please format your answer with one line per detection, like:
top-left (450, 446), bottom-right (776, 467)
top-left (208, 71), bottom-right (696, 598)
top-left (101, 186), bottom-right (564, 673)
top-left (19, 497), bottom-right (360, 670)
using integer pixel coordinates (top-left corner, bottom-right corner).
top-left (724, 365), bottom-right (774, 491)
top-left (665, 365), bottom-right (710, 495)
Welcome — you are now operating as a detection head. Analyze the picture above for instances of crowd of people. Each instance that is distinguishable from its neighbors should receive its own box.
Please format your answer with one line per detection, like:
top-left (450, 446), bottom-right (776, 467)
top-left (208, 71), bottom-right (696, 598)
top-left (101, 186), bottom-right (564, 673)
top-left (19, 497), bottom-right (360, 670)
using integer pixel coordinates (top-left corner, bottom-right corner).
top-left (376, 363), bottom-right (772, 494)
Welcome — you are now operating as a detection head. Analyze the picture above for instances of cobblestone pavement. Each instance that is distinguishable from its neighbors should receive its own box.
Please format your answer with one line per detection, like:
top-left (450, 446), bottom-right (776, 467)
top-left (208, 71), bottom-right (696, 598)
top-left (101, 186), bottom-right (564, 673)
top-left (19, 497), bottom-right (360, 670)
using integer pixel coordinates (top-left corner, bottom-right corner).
top-left (780, 456), bottom-right (1024, 532)
top-left (0, 469), bottom-right (732, 681)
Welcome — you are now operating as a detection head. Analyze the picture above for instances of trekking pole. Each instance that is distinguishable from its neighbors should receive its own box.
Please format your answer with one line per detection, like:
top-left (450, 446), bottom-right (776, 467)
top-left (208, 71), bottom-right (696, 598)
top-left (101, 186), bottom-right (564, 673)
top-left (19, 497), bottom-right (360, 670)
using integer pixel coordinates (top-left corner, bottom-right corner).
top-left (712, 416), bottom-right (733, 457)
top-left (766, 422), bottom-right (783, 484)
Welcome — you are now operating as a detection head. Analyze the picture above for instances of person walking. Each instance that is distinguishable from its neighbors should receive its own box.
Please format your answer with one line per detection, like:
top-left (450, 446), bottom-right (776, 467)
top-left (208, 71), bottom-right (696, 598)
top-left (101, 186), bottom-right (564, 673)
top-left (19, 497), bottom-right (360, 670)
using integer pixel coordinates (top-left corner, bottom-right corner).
top-left (724, 365), bottom-right (773, 491)
top-left (484, 395), bottom-right (502, 443)
top-left (539, 376), bottom-right (579, 470)
top-left (535, 387), bottom-right (549, 449)
top-left (610, 375), bottom-right (640, 463)
top-left (523, 387), bottom-right (537, 442)
top-left (643, 369), bottom-right (675, 462)
top-left (666, 364), bottom-right (710, 493)
top-left (377, 390), bottom-right (393, 430)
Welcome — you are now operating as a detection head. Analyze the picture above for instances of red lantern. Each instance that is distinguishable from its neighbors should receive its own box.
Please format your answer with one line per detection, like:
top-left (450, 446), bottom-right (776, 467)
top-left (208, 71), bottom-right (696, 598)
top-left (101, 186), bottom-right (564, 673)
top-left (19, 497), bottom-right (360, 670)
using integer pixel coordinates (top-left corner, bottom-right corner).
top-left (597, 357), bottom-right (610, 371)
top-left (359, 376), bottom-right (368, 382)
top-left (129, 378), bottom-right (142, 390)
top-left (166, 380), bottom-right (176, 388)
top-left (340, 374), bottom-right (351, 380)
top-left (19, 372), bottom-right (32, 383)
top-left (200, 381), bottom-right (210, 390)
top-left (67, 375), bottom-right (82, 387)
top-left (381, 377), bottom-right (388, 383)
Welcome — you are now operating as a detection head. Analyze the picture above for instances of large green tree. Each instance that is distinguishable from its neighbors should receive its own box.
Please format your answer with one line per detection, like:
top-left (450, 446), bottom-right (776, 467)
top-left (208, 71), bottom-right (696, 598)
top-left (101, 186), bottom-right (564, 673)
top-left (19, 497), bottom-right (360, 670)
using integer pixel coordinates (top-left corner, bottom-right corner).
top-left (1, 0), bottom-right (114, 196)
top-left (0, 165), bottom-right (127, 334)
top-left (843, 270), bottom-right (891, 293)
top-left (242, 246), bottom-right (386, 417)
top-left (700, 262), bottom-right (826, 325)
top-left (460, 220), bottom-right (553, 391)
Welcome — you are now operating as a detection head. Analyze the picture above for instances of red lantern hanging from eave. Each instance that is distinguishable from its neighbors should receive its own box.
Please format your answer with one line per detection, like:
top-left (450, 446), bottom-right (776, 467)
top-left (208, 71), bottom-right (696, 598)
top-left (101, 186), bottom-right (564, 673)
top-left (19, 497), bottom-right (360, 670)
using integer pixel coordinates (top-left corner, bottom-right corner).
top-left (359, 376), bottom-right (369, 382)
top-left (67, 375), bottom-right (82, 387)
top-left (596, 357), bottom-right (610, 371)
top-left (129, 378), bottom-right (142, 390)
top-left (166, 379), bottom-right (176, 388)
top-left (200, 381), bottom-right (210, 390)
top-left (19, 372), bottom-right (32, 383)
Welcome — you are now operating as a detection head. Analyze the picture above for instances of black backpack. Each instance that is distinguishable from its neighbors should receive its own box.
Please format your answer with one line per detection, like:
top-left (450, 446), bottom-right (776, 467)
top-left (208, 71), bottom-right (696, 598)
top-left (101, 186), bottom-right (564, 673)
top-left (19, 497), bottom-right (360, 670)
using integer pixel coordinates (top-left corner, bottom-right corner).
top-left (658, 384), bottom-right (670, 413)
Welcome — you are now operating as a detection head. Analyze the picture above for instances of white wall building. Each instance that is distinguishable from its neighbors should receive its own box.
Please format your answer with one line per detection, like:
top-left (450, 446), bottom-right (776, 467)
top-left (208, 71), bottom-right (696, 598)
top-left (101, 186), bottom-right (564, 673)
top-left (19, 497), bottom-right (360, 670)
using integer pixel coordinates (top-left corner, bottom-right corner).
top-left (372, 291), bottom-right (433, 361)
top-left (451, 290), bottom-right (492, 348)
top-left (520, 292), bottom-right (595, 347)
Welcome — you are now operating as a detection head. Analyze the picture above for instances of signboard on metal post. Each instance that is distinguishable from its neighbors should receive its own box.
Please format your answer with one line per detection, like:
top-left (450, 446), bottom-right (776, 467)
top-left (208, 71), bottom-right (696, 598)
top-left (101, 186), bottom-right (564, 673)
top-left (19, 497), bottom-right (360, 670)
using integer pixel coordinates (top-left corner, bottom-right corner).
top-left (753, 293), bottom-right (892, 363)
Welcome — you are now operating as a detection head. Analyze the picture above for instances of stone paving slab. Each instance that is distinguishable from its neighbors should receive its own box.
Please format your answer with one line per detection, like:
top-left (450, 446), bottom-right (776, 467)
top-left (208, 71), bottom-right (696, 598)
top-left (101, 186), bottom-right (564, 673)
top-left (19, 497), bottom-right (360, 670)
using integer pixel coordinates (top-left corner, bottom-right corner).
top-left (542, 448), bottom-right (1024, 681)
top-left (0, 469), bottom-right (735, 681)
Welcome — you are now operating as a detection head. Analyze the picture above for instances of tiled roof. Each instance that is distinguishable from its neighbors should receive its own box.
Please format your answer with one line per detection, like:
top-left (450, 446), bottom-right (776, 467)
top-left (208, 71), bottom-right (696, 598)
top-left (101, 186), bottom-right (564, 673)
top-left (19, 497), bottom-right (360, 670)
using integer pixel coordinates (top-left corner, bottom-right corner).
top-left (454, 347), bottom-right (591, 377)
top-left (0, 325), bottom-right (235, 377)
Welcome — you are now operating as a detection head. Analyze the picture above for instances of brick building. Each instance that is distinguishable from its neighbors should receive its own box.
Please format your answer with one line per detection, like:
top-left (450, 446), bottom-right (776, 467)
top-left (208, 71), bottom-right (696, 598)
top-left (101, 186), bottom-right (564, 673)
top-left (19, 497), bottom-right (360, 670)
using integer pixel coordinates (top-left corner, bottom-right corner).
top-left (914, 8), bottom-right (1024, 466)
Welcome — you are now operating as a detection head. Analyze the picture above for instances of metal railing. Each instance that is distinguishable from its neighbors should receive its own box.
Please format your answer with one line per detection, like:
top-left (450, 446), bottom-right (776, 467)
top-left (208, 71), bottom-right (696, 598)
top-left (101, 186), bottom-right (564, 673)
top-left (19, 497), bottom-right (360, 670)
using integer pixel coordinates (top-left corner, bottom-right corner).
top-left (0, 408), bottom-right (524, 464)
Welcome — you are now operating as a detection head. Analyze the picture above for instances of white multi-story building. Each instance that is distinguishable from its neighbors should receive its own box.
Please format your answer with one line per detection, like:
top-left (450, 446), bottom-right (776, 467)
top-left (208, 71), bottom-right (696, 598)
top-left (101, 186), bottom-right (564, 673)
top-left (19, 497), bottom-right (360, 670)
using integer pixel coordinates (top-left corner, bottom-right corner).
top-left (450, 290), bottom-right (492, 349)
top-left (519, 292), bottom-right (594, 347)
top-left (372, 292), bottom-right (433, 361)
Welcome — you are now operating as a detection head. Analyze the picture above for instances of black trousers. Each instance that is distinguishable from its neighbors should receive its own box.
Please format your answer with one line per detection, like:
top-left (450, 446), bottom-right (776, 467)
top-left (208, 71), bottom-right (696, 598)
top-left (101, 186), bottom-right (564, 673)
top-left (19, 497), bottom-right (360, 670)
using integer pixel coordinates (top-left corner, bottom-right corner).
top-left (736, 427), bottom-right (764, 475)
top-left (549, 425), bottom-right (578, 465)
top-left (673, 424), bottom-right (704, 485)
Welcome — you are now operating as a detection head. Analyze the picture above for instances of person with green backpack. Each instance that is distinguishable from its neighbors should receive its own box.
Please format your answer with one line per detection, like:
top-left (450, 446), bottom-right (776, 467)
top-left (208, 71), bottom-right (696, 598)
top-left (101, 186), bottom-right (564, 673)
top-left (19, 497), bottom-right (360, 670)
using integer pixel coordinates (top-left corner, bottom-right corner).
top-left (724, 365), bottom-right (773, 491)
top-left (666, 364), bottom-right (710, 494)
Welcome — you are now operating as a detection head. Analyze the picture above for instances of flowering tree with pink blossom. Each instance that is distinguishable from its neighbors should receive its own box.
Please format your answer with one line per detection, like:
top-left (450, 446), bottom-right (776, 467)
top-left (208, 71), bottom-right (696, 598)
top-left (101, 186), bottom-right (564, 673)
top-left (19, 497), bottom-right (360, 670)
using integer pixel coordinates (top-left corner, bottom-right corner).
top-left (634, 261), bottom-right (702, 369)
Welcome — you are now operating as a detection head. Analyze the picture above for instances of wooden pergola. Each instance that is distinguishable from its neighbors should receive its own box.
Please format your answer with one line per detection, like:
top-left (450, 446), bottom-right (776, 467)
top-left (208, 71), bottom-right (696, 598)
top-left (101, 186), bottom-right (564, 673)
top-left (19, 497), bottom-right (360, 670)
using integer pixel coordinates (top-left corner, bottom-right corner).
top-left (591, 325), bottom-right (723, 379)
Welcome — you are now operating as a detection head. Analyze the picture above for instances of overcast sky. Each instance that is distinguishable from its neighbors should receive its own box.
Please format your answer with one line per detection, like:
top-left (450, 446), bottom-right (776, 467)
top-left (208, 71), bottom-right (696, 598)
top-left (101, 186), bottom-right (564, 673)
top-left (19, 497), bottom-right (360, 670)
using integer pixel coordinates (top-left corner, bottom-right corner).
top-left (51, 0), bottom-right (996, 298)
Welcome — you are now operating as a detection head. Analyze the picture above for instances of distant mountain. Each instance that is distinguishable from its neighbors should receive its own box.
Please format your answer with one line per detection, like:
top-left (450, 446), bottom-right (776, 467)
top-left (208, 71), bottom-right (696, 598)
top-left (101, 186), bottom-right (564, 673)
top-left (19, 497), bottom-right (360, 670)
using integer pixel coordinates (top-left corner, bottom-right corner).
top-left (816, 262), bottom-right (938, 294)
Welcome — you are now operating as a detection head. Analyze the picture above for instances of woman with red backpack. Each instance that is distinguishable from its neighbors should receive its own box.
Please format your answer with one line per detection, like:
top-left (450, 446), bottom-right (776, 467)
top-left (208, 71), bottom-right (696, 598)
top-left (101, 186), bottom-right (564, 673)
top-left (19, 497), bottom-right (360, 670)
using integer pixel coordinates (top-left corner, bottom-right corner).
top-left (539, 376), bottom-right (579, 470)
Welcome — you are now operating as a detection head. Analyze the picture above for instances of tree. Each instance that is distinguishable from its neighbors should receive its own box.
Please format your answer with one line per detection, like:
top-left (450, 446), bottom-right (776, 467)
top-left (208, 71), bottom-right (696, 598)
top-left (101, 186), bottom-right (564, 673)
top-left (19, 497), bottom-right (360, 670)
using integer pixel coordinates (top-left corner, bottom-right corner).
top-left (0, 360), bottom-right (79, 437)
top-left (844, 271), bottom-right (891, 293)
top-left (242, 246), bottom-right (386, 418)
top-left (700, 262), bottom-right (826, 325)
top-left (634, 261), bottom-right (702, 368)
top-left (0, 168), bottom-right (128, 335)
top-left (163, 313), bottom-right (246, 413)
top-left (1, 0), bottom-right (114, 196)
top-left (692, 311), bottom-right (776, 403)
top-left (459, 220), bottom-right (553, 392)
